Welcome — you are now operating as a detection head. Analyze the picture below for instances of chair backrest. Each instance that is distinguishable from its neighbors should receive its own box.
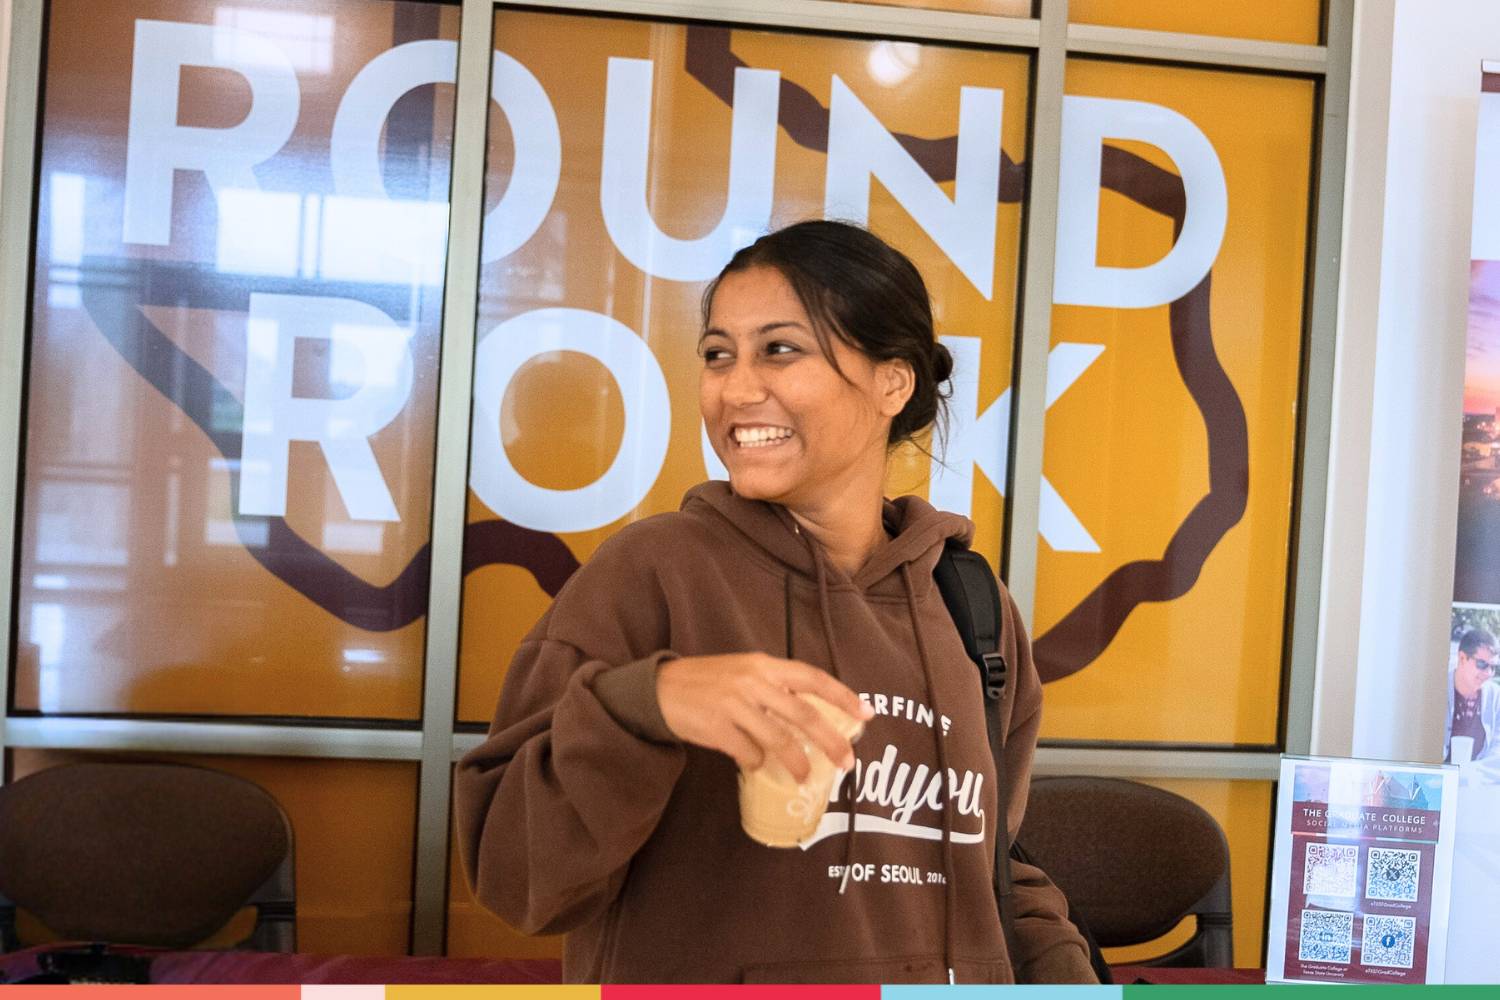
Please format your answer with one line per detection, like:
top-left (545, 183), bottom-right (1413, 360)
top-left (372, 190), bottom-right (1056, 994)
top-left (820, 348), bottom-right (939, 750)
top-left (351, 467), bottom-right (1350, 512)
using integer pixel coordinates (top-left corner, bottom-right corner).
top-left (1017, 776), bottom-right (1232, 967)
top-left (0, 762), bottom-right (295, 951)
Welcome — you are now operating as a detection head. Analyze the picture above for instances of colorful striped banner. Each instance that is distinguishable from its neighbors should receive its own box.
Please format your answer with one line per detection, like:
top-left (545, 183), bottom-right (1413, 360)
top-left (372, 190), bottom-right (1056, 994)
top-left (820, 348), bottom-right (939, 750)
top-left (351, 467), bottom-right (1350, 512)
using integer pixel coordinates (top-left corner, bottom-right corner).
top-left (8, 984), bottom-right (1500, 996)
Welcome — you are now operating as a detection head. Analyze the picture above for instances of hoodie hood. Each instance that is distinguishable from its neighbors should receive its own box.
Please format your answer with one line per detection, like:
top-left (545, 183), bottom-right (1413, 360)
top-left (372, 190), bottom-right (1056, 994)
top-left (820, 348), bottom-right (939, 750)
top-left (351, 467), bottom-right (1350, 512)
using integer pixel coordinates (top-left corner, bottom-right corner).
top-left (682, 480), bottom-right (975, 592)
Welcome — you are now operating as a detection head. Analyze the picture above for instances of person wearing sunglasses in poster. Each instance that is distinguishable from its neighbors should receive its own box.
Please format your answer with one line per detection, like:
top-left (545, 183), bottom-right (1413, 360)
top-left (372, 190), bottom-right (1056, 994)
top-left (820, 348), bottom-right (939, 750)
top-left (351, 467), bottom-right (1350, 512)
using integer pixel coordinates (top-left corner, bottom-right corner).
top-left (1445, 629), bottom-right (1500, 983)
top-left (1447, 628), bottom-right (1500, 764)
top-left (455, 221), bottom-right (1095, 984)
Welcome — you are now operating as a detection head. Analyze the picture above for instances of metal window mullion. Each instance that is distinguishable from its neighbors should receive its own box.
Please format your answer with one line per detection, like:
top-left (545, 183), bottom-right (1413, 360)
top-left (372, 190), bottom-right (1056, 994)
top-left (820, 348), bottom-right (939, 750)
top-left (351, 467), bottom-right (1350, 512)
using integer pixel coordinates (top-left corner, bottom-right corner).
top-left (1002, 0), bottom-right (1066, 628)
top-left (4, 716), bottom-right (424, 760)
top-left (1282, 0), bottom-right (1353, 757)
top-left (454, 735), bottom-right (1288, 782)
top-left (411, 0), bottom-right (494, 958)
top-left (1033, 746), bottom-right (1281, 781)
top-left (496, 0), bottom-right (1042, 49)
top-left (450, 730), bottom-right (1285, 782)
top-left (1066, 22), bottom-right (1327, 75)
top-left (0, 0), bottom-right (45, 780)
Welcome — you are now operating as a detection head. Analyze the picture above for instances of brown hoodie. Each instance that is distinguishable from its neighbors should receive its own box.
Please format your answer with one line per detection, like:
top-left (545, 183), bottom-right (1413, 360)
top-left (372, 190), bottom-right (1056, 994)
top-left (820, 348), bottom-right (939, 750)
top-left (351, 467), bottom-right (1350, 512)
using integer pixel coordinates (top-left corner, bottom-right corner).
top-left (455, 481), bottom-right (1090, 983)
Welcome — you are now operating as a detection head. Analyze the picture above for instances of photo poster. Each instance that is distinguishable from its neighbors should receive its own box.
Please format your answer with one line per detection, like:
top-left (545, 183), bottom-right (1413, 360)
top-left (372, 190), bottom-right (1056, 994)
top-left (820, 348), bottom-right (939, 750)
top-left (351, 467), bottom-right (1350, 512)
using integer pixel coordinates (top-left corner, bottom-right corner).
top-left (1441, 60), bottom-right (1500, 985)
top-left (1451, 59), bottom-right (1500, 769)
top-left (1265, 757), bottom-right (1458, 985)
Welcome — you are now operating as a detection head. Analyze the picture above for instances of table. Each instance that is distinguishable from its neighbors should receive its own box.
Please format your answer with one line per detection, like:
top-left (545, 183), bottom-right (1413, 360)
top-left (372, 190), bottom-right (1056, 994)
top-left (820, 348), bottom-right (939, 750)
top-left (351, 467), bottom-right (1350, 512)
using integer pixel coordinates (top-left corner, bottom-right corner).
top-left (0, 944), bottom-right (1261, 985)
top-left (1113, 965), bottom-right (1265, 985)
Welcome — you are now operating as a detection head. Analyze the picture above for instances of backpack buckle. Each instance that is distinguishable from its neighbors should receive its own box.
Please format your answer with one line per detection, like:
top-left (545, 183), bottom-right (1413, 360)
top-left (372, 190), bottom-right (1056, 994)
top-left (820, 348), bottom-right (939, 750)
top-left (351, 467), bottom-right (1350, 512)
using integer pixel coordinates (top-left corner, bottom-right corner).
top-left (981, 651), bottom-right (1008, 702)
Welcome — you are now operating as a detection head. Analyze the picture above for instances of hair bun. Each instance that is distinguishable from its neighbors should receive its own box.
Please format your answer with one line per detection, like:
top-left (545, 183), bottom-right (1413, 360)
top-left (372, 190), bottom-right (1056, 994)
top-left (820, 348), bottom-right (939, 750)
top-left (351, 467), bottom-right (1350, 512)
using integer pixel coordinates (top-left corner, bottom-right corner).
top-left (931, 341), bottom-right (954, 384)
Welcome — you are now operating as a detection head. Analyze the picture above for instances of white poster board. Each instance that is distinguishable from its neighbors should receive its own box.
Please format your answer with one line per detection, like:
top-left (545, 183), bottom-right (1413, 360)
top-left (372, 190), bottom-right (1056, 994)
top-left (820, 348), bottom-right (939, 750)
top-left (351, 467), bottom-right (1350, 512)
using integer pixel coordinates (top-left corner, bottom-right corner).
top-left (1267, 756), bottom-right (1458, 985)
top-left (1444, 60), bottom-right (1500, 985)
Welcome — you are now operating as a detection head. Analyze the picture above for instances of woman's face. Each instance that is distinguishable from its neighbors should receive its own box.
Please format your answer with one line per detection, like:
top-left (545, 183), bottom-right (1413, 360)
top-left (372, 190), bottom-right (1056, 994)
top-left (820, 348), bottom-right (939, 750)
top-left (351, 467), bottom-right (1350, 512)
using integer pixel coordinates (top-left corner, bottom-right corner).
top-left (699, 265), bottom-right (912, 510)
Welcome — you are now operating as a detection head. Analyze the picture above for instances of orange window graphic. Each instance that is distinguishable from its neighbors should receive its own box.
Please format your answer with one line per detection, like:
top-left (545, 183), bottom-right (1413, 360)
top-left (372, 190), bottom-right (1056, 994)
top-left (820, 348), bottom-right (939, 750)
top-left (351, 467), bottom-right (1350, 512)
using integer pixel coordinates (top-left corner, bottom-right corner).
top-left (1069, 0), bottom-right (1322, 46)
top-left (458, 10), bottom-right (1030, 721)
top-left (1035, 59), bottom-right (1315, 746)
top-left (15, 0), bottom-right (1318, 756)
top-left (830, 0), bottom-right (1032, 16)
top-left (16, 0), bottom-right (459, 719)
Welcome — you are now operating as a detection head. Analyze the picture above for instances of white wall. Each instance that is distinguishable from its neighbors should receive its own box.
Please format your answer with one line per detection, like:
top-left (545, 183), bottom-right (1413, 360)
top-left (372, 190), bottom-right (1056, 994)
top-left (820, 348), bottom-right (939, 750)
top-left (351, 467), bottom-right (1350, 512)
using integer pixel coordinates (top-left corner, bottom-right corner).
top-left (1314, 0), bottom-right (1497, 762)
top-left (1312, 0), bottom-right (1393, 758)
top-left (0, 0), bottom-right (11, 202)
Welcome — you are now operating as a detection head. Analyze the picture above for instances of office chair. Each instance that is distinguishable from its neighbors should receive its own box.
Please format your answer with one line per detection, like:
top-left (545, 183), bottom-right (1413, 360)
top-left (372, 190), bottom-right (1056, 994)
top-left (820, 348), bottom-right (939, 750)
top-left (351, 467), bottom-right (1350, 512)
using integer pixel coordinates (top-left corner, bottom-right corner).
top-left (0, 762), bottom-right (295, 952)
top-left (1017, 776), bottom-right (1233, 967)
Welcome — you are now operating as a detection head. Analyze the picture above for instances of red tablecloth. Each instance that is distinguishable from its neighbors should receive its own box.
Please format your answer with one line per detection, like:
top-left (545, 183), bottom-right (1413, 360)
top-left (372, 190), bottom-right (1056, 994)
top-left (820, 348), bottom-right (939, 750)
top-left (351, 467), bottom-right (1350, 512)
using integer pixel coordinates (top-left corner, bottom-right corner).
top-left (1113, 965), bottom-right (1265, 985)
top-left (1, 944), bottom-right (1261, 985)
top-left (0, 945), bottom-right (561, 985)
top-left (151, 951), bottom-right (565, 984)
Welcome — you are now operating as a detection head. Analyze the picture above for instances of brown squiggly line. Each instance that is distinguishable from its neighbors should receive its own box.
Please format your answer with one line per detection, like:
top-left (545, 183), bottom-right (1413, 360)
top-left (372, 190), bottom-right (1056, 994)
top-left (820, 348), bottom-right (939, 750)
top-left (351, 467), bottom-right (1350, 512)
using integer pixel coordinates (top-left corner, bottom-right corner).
top-left (681, 25), bottom-right (1249, 682)
top-left (685, 26), bottom-right (1026, 203)
top-left (1030, 152), bottom-right (1247, 679)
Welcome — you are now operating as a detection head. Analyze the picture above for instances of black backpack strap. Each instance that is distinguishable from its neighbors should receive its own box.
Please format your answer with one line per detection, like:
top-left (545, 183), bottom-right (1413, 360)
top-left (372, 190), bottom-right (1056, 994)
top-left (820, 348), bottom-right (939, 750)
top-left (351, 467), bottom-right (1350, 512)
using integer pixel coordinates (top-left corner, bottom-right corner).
top-left (932, 543), bottom-right (1009, 701)
top-left (932, 541), bottom-right (1020, 968)
top-left (934, 542), bottom-right (1114, 985)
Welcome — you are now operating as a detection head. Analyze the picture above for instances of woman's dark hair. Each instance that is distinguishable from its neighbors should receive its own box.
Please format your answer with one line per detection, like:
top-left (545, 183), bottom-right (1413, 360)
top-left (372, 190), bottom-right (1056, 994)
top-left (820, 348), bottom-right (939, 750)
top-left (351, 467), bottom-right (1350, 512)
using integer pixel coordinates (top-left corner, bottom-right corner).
top-left (701, 220), bottom-right (953, 453)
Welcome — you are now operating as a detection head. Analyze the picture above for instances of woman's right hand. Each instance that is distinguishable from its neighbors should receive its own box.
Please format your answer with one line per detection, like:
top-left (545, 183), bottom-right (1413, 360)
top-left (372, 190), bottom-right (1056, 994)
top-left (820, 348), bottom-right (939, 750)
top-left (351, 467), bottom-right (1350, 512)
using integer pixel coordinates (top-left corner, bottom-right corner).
top-left (656, 653), bottom-right (874, 782)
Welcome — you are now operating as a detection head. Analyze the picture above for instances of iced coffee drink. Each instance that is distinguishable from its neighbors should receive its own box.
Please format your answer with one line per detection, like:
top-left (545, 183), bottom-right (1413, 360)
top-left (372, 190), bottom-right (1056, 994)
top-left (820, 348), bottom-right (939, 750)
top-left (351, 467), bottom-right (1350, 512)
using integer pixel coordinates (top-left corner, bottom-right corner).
top-left (739, 692), bottom-right (865, 847)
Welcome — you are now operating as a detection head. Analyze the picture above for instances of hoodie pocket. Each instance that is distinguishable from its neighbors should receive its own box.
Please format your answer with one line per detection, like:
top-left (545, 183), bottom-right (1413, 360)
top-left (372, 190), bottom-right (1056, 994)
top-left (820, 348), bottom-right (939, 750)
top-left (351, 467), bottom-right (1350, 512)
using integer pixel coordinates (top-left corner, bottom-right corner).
top-left (741, 953), bottom-right (1014, 984)
top-left (954, 955), bottom-right (1015, 984)
top-left (738, 954), bottom-right (933, 984)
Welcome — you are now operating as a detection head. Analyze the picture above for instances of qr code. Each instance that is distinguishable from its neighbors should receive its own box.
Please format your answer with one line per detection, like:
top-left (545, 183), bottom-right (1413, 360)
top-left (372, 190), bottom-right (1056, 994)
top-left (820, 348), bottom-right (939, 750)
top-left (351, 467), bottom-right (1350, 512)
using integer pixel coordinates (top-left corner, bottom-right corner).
top-left (1304, 842), bottom-right (1359, 897)
top-left (1366, 847), bottom-right (1421, 902)
top-left (1363, 914), bottom-right (1417, 968)
top-left (1299, 909), bottom-right (1354, 964)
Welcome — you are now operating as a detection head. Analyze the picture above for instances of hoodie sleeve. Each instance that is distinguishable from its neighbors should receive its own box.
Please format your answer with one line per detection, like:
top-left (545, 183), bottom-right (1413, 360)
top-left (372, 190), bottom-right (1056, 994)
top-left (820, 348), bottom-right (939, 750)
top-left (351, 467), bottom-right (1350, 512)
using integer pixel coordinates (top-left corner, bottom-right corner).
top-left (453, 526), bottom-right (688, 936)
top-left (997, 587), bottom-right (1098, 984)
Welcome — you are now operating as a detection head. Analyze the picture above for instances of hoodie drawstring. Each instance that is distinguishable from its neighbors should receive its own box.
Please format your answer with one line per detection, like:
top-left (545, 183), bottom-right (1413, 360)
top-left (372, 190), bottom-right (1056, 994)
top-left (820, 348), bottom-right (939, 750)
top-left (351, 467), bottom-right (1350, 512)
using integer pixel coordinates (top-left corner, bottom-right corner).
top-left (788, 518), bottom-right (959, 983)
top-left (903, 562), bottom-right (958, 983)
top-left (784, 572), bottom-right (795, 662)
top-left (807, 543), bottom-right (863, 898)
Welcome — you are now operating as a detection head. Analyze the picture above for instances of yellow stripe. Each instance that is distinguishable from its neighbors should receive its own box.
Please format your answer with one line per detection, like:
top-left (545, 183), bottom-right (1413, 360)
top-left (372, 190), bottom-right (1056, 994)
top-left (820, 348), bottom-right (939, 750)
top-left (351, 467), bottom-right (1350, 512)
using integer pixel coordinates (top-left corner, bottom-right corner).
top-left (387, 987), bottom-right (599, 1000)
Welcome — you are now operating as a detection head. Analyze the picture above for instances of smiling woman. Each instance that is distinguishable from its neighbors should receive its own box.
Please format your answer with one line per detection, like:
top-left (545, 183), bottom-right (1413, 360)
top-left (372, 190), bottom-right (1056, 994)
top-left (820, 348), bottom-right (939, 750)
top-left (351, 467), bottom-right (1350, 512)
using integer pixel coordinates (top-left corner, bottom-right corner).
top-left (698, 223), bottom-right (954, 575)
top-left (454, 220), bottom-right (1095, 985)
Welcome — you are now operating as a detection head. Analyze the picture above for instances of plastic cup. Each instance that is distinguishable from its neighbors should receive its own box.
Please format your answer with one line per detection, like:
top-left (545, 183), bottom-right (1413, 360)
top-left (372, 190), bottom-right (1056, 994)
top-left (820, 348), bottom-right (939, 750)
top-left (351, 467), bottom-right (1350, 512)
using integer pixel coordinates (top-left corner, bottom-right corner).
top-left (738, 692), bottom-right (864, 848)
